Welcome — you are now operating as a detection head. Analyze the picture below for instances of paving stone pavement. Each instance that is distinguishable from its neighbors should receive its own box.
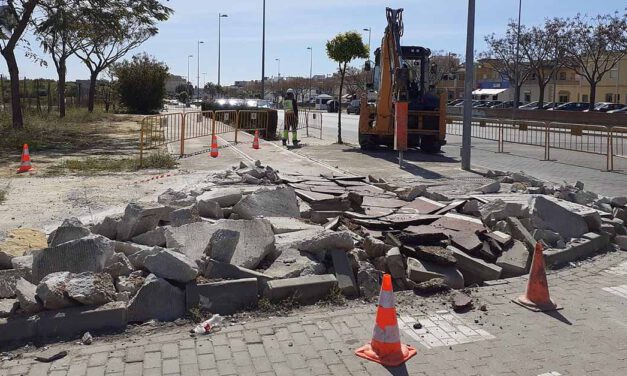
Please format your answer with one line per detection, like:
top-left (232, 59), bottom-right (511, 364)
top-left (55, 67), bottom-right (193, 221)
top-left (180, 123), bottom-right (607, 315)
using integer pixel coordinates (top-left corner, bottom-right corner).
top-left (2, 250), bottom-right (627, 376)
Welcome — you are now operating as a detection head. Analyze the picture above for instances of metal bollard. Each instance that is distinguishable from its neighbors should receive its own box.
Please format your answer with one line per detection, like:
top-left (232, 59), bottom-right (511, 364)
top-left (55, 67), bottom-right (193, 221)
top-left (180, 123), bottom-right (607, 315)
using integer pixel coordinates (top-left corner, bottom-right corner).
top-left (180, 114), bottom-right (186, 156)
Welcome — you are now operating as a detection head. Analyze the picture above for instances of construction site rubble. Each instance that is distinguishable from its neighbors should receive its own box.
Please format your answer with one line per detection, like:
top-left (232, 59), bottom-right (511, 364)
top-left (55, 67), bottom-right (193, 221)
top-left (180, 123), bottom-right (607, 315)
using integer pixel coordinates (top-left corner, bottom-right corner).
top-left (0, 163), bottom-right (625, 347)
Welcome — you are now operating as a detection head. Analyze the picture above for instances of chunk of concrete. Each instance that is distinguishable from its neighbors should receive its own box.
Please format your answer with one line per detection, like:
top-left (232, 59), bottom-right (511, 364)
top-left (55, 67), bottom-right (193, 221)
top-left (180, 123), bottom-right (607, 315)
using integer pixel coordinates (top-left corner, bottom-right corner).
top-left (186, 279), bottom-right (258, 315)
top-left (0, 299), bottom-right (18, 318)
top-left (264, 248), bottom-right (325, 279)
top-left (385, 247), bottom-right (405, 279)
top-left (478, 181), bottom-right (500, 194)
top-left (158, 188), bottom-right (196, 207)
top-left (406, 258), bottom-right (464, 289)
top-left (202, 259), bottom-right (273, 287)
top-left (14, 278), bottom-right (41, 314)
top-left (615, 235), bottom-right (627, 251)
top-left (48, 218), bottom-right (91, 247)
top-left (611, 196), bottom-right (627, 208)
top-left (66, 272), bottom-right (116, 306)
top-left (115, 271), bottom-right (146, 297)
top-left (165, 220), bottom-right (275, 269)
top-left (206, 229), bottom-right (239, 263)
top-left (196, 188), bottom-right (243, 208)
top-left (31, 234), bottom-right (115, 282)
top-left (104, 252), bottom-right (134, 279)
top-left (275, 229), bottom-right (354, 256)
top-left (506, 217), bottom-right (537, 252)
top-left (396, 185), bottom-right (427, 201)
top-left (330, 249), bottom-right (359, 297)
top-left (11, 255), bottom-right (33, 273)
top-left (496, 240), bottom-right (531, 278)
top-left (265, 217), bottom-right (321, 234)
top-left (127, 274), bottom-right (185, 323)
top-left (544, 232), bottom-right (610, 267)
top-left (363, 237), bottom-right (393, 259)
top-left (36, 272), bottom-right (75, 310)
top-left (197, 199), bottom-right (224, 219)
top-left (116, 202), bottom-right (172, 241)
top-left (0, 269), bottom-right (29, 298)
top-left (447, 246), bottom-right (502, 284)
top-left (357, 261), bottom-right (382, 299)
top-left (264, 274), bottom-right (337, 304)
top-left (233, 187), bottom-right (300, 219)
top-left (168, 205), bottom-right (200, 227)
top-left (131, 227), bottom-right (166, 247)
top-left (530, 196), bottom-right (592, 240)
top-left (134, 248), bottom-right (198, 283)
top-left (532, 229), bottom-right (562, 247)
top-left (90, 216), bottom-right (121, 240)
top-left (480, 199), bottom-right (525, 223)
top-left (114, 241), bottom-right (156, 257)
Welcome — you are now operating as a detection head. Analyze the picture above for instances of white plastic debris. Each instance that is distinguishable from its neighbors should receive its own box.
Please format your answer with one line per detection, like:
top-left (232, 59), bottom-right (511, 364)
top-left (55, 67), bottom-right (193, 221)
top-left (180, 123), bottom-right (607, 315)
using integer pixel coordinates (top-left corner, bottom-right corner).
top-left (192, 314), bottom-right (224, 334)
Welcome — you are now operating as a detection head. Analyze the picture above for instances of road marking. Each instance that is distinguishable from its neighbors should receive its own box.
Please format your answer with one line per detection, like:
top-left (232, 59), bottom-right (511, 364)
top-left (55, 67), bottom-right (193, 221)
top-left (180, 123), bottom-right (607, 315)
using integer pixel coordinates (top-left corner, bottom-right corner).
top-left (398, 311), bottom-right (494, 349)
top-left (537, 372), bottom-right (562, 376)
top-left (602, 262), bottom-right (627, 276)
top-left (602, 285), bottom-right (627, 300)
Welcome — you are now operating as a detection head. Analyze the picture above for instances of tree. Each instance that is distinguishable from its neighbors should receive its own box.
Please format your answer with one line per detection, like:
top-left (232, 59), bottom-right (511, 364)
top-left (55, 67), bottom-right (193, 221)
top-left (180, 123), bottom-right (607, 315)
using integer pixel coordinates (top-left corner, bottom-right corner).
top-left (177, 91), bottom-right (188, 104)
top-left (113, 53), bottom-right (168, 114)
top-left (483, 21), bottom-right (532, 106)
top-left (0, 0), bottom-right (39, 129)
top-left (429, 52), bottom-right (462, 88)
top-left (203, 82), bottom-right (217, 99)
top-left (326, 31), bottom-right (368, 144)
top-left (73, 0), bottom-right (172, 112)
top-left (519, 18), bottom-right (568, 109)
top-left (563, 12), bottom-right (627, 109)
top-left (343, 66), bottom-right (369, 97)
top-left (175, 83), bottom-right (192, 96)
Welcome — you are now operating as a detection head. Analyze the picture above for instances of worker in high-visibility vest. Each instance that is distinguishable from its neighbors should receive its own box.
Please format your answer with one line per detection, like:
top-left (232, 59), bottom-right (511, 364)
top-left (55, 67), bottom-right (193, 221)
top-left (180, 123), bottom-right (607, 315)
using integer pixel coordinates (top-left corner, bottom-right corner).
top-left (282, 88), bottom-right (299, 146)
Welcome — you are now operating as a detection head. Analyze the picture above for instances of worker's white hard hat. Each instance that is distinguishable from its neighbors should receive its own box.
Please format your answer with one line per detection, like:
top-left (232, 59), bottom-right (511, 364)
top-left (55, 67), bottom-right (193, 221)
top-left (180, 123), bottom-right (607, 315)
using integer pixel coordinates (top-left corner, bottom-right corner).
top-left (286, 88), bottom-right (294, 94)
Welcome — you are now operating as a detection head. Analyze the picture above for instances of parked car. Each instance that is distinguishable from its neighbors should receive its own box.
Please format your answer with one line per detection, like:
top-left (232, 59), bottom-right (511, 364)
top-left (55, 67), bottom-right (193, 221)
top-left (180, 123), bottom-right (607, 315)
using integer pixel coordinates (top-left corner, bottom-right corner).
top-left (448, 99), bottom-right (463, 106)
top-left (607, 106), bottom-right (627, 114)
top-left (548, 102), bottom-right (589, 111)
top-left (584, 102), bottom-right (626, 113)
top-left (490, 100), bottom-right (526, 109)
top-left (346, 99), bottom-right (361, 114)
top-left (519, 101), bottom-right (539, 109)
top-left (326, 100), bottom-right (340, 113)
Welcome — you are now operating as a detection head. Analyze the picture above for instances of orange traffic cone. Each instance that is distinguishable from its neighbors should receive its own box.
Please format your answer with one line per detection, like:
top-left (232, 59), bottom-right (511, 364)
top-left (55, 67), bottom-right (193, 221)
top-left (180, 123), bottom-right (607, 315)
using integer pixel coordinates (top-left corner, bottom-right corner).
top-left (210, 135), bottom-right (219, 158)
top-left (16, 144), bottom-right (33, 173)
top-left (355, 274), bottom-right (416, 367)
top-left (513, 242), bottom-right (561, 312)
top-left (252, 130), bottom-right (260, 150)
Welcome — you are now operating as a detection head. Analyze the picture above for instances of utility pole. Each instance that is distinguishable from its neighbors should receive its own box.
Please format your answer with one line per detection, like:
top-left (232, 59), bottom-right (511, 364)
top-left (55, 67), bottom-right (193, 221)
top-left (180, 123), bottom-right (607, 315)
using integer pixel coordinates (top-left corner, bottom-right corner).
top-left (462, 0), bottom-right (475, 171)
top-left (197, 40), bottom-right (204, 100)
top-left (187, 54), bottom-right (193, 108)
top-left (512, 0), bottom-right (522, 110)
top-left (307, 47), bottom-right (313, 108)
top-left (276, 58), bottom-right (281, 79)
top-left (261, 0), bottom-right (266, 99)
top-left (218, 13), bottom-right (228, 87)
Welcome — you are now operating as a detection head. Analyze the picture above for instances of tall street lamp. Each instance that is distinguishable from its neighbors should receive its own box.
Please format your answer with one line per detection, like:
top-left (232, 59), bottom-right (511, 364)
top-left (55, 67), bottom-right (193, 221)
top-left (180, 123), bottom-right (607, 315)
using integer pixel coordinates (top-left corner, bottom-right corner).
top-left (307, 47), bottom-right (313, 107)
top-left (197, 40), bottom-right (204, 100)
top-left (261, 0), bottom-right (266, 99)
top-left (187, 54), bottom-right (193, 88)
top-left (363, 27), bottom-right (371, 59)
top-left (512, 0), bottom-right (522, 110)
top-left (202, 72), bottom-right (207, 89)
top-left (275, 58), bottom-right (281, 79)
top-left (218, 13), bottom-right (228, 88)
top-left (462, 0), bottom-right (475, 171)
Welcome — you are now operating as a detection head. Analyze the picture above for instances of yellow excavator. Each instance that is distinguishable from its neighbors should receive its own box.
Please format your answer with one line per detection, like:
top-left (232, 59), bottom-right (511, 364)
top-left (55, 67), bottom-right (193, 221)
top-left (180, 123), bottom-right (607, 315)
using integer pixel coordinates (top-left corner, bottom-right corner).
top-left (359, 8), bottom-right (446, 154)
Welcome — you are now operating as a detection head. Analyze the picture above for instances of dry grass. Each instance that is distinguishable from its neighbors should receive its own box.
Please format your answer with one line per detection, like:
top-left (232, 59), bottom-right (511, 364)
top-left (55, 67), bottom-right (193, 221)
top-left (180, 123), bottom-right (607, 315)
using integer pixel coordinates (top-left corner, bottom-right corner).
top-left (0, 190), bottom-right (5, 204)
top-left (46, 151), bottom-right (177, 175)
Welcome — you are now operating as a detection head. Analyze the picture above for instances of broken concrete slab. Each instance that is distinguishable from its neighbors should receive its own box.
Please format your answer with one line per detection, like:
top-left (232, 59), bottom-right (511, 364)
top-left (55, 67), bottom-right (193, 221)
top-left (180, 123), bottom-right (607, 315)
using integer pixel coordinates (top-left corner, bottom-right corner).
top-left (511, 172), bottom-right (544, 187)
top-left (202, 259), bottom-right (273, 288)
top-left (115, 271), bottom-right (146, 297)
top-left (530, 196), bottom-right (598, 240)
top-left (264, 274), bottom-right (337, 304)
top-left (506, 217), bottom-right (537, 252)
top-left (65, 272), bottom-right (116, 306)
top-left (544, 232), bottom-right (611, 267)
top-left (116, 202), bottom-right (172, 241)
top-left (478, 181), bottom-right (501, 194)
top-left (275, 229), bottom-right (354, 256)
top-left (450, 232), bottom-right (483, 256)
top-left (36, 272), bottom-right (75, 310)
top-left (615, 235), bottom-right (627, 251)
top-left (141, 248), bottom-right (199, 283)
top-left (330, 249), bottom-right (359, 298)
top-left (90, 216), bottom-right (121, 241)
top-left (479, 199), bottom-right (526, 223)
top-left (357, 261), bottom-right (382, 299)
top-left (434, 201), bottom-right (467, 215)
top-left (14, 278), bottom-right (41, 314)
top-left (399, 226), bottom-right (450, 246)
top-left (496, 240), bottom-right (531, 278)
top-left (460, 200), bottom-right (481, 217)
top-left (158, 188), bottom-right (196, 208)
top-left (114, 241), bottom-right (157, 257)
top-left (103, 252), bottom-right (134, 279)
top-left (197, 199), bottom-right (224, 219)
top-left (265, 217), bottom-right (321, 234)
top-left (0, 299), bottom-right (18, 318)
top-left (406, 258), bottom-right (464, 289)
top-left (186, 279), bottom-right (258, 315)
top-left (233, 186), bottom-right (300, 220)
top-left (168, 205), bottom-right (200, 227)
top-left (532, 229), bottom-right (562, 248)
top-left (396, 185), bottom-right (427, 201)
top-left (447, 246), bottom-right (502, 284)
top-left (363, 237), bottom-right (393, 259)
top-left (264, 248), bottom-right (325, 279)
top-left (611, 196), bottom-right (627, 208)
top-left (403, 197), bottom-right (446, 214)
top-left (0, 269), bottom-right (29, 298)
top-left (432, 213), bottom-right (486, 233)
top-left (31, 234), bottom-right (115, 283)
top-left (131, 227), bottom-right (166, 247)
top-left (48, 218), bottom-right (91, 247)
top-left (385, 247), bottom-right (405, 279)
top-left (127, 274), bottom-right (185, 323)
top-left (382, 214), bottom-right (441, 227)
top-left (206, 229), bottom-right (240, 263)
top-left (412, 246), bottom-right (457, 266)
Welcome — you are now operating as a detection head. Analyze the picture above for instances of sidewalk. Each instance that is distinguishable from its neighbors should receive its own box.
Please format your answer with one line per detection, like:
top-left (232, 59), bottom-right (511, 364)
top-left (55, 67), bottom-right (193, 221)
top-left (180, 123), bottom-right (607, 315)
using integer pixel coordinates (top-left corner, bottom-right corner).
top-left (3, 250), bottom-right (627, 376)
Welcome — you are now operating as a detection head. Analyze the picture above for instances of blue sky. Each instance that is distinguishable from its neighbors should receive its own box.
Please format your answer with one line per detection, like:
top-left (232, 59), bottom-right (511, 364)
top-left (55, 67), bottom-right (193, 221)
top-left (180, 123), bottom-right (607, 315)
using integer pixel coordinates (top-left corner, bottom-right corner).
top-left (6, 0), bottom-right (626, 85)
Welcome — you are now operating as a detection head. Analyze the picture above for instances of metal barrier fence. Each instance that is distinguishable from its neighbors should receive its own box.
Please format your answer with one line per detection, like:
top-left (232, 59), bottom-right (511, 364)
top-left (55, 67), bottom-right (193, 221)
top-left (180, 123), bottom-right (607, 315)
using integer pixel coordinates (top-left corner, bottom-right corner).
top-left (276, 110), bottom-right (323, 139)
top-left (446, 116), bottom-right (627, 171)
top-left (139, 109), bottom-right (271, 165)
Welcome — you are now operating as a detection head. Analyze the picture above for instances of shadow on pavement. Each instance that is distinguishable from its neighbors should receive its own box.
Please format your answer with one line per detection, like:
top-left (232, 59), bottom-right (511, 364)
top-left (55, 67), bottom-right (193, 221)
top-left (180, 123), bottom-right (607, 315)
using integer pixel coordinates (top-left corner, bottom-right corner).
top-left (384, 363), bottom-right (410, 376)
top-left (543, 309), bottom-right (573, 325)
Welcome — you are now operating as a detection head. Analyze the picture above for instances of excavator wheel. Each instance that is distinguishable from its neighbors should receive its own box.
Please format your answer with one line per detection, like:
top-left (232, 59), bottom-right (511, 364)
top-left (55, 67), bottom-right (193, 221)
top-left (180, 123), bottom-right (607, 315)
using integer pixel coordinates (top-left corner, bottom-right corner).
top-left (359, 133), bottom-right (377, 150)
top-left (420, 136), bottom-right (442, 154)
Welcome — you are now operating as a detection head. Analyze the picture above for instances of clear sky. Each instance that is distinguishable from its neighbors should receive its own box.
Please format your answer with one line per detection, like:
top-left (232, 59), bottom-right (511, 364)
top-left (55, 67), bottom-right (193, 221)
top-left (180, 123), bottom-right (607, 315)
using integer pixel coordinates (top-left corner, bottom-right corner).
top-left (5, 0), bottom-right (626, 85)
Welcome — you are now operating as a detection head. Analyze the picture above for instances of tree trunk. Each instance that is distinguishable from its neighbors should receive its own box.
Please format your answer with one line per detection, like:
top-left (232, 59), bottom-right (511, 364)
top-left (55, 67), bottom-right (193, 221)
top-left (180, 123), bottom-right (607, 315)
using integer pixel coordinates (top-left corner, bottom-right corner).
top-left (588, 83), bottom-right (596, 110)
top-left (57, 59), bottom-right (67, 117)
top-left (537, 82), bottom-right (546, 110)
top-left (2, 49), bottom-right (24, 129)
top-left (88, 70), bottom-right (98, 112)
top-left (337, 65), bottom-right (345, 144)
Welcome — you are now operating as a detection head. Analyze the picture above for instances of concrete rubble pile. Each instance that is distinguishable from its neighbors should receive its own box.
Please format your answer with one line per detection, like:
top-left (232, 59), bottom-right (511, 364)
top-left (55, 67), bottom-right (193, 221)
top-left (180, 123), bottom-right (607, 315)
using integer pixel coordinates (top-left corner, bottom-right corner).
top-left (1, 162), bottom-right (625, 346)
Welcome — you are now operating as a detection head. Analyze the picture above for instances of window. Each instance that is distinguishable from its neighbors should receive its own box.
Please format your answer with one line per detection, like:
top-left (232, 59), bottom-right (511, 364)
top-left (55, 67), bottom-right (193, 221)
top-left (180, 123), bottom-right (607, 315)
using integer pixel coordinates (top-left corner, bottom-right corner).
top-left (609, 70), bottom-right (618, 79)
top-left (559, 72), bottom-right (566, 80)
top-left (524, 93), bottom-right (531, 102)
top-left (605, 93), bottom-right (614, 102)
top-left (582, 94), bottom-right (588, 102)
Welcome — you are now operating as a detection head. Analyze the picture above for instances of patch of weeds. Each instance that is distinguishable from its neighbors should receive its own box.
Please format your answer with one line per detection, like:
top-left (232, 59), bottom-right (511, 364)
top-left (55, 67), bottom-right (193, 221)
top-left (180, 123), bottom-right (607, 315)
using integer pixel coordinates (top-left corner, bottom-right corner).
top-left (257, 294), bottom-right (300, 315)
top-left (0, 190), bottom-right (5, 204)
top-left (189, 305), bottom-right (203, 323)
top-left (321, 286), bottom-right (346, 306)
top-left (46, 151), bottom-right (177, 175)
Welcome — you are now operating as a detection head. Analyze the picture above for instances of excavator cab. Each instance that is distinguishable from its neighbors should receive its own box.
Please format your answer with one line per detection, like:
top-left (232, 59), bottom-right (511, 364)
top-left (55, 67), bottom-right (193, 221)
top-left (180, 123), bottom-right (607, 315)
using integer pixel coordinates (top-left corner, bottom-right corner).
top-left (358, 8), bottom-right (446, 153)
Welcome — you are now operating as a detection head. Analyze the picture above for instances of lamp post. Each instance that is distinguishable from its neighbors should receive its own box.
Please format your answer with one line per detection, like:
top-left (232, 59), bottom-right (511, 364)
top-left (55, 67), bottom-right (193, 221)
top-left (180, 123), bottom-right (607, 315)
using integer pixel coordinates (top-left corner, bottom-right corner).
top-left (261, 0), bottom-right (266, 99)
top-left (363, 27), bottom-right (371, 59)
top-left (462, 0), bottom-right (475, 171)
top-left (202, 72), bottom-right (207, 92)
top-left (218, 13), bottom-right (228, 87)
top-left (276, 58), bottom-right (280, 79)
top-left (307, 47), bottom-right (313, 108)
top-left (187, 54), bottom-right (193, 107)
top-left (512, 0), bottom-right (522, 110)
top-left (197, 40), bottom-right (204, 100)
